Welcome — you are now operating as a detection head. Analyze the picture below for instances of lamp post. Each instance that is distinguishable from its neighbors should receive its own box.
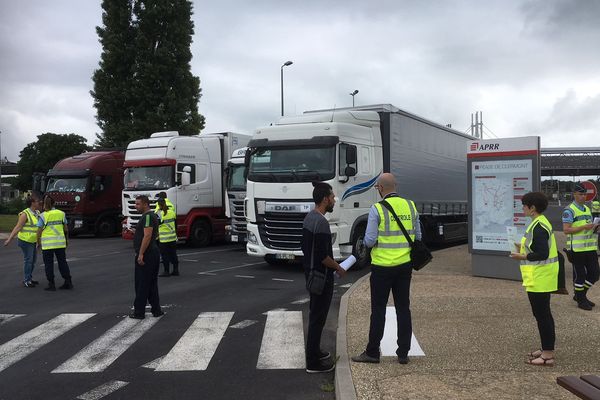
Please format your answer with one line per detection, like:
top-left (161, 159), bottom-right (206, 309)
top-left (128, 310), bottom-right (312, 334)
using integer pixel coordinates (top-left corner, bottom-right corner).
top-left (350, 89), bottom-right (359, 107)
top-left (0, 130), bottom-right (2, 203)
top-left (280, 61), bottom-right (293, 116)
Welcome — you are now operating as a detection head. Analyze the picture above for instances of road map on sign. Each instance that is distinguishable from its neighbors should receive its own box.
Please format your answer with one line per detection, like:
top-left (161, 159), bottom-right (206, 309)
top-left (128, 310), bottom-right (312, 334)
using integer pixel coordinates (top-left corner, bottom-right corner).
top-left (472, 159), bottom-right (532, 252)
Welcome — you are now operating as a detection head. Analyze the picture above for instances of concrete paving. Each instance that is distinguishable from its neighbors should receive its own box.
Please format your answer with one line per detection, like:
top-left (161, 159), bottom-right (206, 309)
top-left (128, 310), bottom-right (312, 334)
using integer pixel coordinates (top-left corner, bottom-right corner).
top-left (339, 232), bottom-right (600, 400)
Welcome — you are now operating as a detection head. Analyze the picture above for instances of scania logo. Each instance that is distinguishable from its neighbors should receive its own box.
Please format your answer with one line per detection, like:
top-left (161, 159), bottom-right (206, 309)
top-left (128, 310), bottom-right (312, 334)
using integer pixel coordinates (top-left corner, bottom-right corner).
top-left (471, 142), bottom-right (500, 151)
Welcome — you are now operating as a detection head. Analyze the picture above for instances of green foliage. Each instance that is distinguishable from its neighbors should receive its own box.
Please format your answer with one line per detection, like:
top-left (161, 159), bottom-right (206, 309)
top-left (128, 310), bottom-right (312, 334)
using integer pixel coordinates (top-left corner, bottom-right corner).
top-left (92, 0), bottom-right (205, 148)
top-left (13, 133), bottom-right (90, 191)
top-left (0, 198), bottom-right (26, 217)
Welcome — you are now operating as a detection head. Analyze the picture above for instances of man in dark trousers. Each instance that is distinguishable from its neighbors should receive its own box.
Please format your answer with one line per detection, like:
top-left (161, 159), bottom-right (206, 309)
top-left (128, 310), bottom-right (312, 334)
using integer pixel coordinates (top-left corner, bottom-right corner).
top-left (130, 195), bottom-right (164, 319)
top-left (301, 182), bottom-right (347, 373)
top-left (352, 173), bottom-right (421, 365)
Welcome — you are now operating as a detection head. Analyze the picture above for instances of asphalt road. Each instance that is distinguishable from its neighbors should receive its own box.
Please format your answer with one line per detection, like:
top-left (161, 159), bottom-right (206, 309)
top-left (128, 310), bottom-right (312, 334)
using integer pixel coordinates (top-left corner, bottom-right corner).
top-left (0, 237), bottom-right (370, 400)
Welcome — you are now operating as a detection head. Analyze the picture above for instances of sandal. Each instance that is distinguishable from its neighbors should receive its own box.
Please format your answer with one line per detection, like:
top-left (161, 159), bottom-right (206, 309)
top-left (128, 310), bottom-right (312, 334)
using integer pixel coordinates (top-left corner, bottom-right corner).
top-left (527, 349), bottom-right (542, 359)
top-left (526, 356), bottom-right (555, 367)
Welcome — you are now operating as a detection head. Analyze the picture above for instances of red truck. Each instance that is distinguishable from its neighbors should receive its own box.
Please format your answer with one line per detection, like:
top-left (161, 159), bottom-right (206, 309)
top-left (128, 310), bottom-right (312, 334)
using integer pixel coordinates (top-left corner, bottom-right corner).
top-left (44, 150), bottom-right (125, 237)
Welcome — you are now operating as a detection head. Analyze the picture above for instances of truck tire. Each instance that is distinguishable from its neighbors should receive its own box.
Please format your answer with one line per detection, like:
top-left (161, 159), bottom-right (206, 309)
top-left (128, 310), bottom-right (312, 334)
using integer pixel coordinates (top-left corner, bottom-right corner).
top-left (352, 224), bottom-right (370, 270)
top-left (190, 219), bottom-right (211, 247)
top-left (96, 217), bottom-right (117, 238)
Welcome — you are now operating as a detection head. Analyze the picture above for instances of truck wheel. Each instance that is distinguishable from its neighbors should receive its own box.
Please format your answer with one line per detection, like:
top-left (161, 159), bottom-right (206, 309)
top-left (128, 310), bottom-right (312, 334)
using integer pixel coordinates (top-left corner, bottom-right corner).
top-left (352, 225), bottom-right (370, 270)
top-left (190, 219), bottom-right (211, 247)
top-left (96, 217), bottom-right (117, 238)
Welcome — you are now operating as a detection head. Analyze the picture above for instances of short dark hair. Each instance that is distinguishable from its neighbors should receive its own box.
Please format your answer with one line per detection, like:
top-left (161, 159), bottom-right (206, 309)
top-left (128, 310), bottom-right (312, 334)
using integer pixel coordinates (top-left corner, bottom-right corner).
top-left (157, 192), bottom-right (167, 199)
top-left (521, 191), bottom-right (548, 213)
top-left (312, 182), bottom-right (333, 204)
top-left (137, 195), bottom-right (150, 205)
top-left (25, 192), bottom-right (41, 207)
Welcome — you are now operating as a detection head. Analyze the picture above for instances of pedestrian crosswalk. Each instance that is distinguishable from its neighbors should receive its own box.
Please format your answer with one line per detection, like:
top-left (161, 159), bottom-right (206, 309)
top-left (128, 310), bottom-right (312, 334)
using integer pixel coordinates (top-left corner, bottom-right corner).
top-left (0, 311), bottom-right (307, 374)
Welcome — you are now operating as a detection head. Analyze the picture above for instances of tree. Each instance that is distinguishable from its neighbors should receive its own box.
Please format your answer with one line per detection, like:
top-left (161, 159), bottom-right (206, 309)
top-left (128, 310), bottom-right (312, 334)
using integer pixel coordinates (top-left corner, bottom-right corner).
top-left (13, 133), bottom-right (90, 191)
top-left (91, 0), bottom-right (136, 148)
top-left (91, 0), bottom-right (205, 147)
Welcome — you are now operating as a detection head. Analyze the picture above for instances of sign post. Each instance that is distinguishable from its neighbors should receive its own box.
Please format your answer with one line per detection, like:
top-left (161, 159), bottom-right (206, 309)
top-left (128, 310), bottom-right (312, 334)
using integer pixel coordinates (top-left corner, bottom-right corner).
top-left (467, 137), bottom-right (541, 280)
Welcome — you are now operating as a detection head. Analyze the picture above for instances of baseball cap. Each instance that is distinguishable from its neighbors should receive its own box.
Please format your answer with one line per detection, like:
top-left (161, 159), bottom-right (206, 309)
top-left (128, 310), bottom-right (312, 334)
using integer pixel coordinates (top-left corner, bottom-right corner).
top-left (573, 184), bottom-right (586, 193)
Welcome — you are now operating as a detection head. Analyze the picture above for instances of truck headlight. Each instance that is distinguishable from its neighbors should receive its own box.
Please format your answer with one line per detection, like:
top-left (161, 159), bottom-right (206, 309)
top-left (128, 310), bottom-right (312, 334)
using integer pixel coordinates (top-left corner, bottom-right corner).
top-left (257, 201), bottom-right (265, 215)
top-left (248, 231), bottom-right (258, 244)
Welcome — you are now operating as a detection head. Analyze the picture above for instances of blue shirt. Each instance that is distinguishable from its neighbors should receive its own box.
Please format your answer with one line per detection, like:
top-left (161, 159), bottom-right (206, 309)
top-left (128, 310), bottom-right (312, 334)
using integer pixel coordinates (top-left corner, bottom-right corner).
top-left (363, 193), bottom-right (422, 248)
top-left (562, 202), bottom-right (586, 224)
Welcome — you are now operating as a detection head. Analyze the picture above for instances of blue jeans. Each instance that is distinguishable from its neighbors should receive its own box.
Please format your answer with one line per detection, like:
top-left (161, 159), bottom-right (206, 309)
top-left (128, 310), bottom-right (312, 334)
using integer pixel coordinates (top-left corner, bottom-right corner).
top-left (17, 239), bottom-right (37, 283)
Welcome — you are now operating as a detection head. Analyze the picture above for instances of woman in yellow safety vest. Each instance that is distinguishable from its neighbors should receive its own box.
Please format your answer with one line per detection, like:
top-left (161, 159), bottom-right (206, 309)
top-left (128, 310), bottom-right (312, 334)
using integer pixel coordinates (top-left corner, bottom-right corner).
top-left (156, 198), bottom-right (179, 277)
top-left (510, 192), bottom-right (559, 366)
top-left (4, 193), bottom-right (43, 287)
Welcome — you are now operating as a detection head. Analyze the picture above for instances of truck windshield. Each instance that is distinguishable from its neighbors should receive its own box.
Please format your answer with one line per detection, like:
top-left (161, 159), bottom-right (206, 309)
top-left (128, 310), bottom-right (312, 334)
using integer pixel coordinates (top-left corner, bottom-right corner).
top-left (124, 166), bottom-right (174, 190)
top-left (46, 177), bottom-right (88, 193)
top-left (248, 147), bottom-right (335, 182)
top-left (227, 164), bottom-right (247, 191)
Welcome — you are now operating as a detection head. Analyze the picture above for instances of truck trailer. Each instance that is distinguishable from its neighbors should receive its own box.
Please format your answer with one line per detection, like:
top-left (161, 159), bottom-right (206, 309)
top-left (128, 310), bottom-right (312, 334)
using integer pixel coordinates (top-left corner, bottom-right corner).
top-left (224, 147), bottom-right (249, 243)
top-left (44, 150), bottom-right (125, 237)
top-left (244, 104), bottom-right (473, 267)
top-left (121, 131), bottom-right (251, 246)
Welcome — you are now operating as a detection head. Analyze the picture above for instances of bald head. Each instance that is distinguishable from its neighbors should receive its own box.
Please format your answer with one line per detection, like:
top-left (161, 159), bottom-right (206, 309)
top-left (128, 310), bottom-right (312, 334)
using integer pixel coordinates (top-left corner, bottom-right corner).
top-left (376, 173), bottom-right (397, 196)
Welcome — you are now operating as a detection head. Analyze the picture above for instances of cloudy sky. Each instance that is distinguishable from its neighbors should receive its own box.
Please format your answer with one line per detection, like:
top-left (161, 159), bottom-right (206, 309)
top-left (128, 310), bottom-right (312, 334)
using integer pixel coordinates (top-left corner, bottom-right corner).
top-left (1, 0), bottom-right (599, 161)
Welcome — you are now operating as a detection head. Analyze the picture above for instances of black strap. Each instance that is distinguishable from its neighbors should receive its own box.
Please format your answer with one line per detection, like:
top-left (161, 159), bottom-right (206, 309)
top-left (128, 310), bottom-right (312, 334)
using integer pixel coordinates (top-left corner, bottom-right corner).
top-left (379, 199), bottom-right (414, 247)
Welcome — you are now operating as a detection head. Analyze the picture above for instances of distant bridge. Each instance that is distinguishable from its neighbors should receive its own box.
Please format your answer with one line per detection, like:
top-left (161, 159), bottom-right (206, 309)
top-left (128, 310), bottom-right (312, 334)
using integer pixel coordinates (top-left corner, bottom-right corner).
top-left (541, 147), bottom-right (600, 177)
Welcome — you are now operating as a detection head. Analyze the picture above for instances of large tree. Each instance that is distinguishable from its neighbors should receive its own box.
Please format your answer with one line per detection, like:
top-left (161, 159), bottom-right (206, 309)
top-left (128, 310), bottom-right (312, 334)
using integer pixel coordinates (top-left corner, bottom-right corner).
top-left (91, 0), bottom-right (136, 148)
top-left (92, 0), bottom-right (205, 147)
top-left (14, 133), bottom-right (90, 191)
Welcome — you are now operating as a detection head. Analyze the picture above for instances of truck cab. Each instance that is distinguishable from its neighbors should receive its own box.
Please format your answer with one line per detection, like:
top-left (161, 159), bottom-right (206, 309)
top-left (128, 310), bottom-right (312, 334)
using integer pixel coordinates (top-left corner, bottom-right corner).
top-left (45, 151), bottom-right (125, 236)
top-left (224, 147), bottom-right (248, 243)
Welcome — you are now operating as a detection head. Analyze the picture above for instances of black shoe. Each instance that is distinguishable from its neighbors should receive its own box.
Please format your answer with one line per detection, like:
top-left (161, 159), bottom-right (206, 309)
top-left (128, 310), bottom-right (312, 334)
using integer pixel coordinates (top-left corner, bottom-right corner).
top-left (398, 355), bottom-right (410, 364)
top-left (351, 351), bottom-right (380, 363)
top-left (306, 361), bottom-right (335, 373)
top-left (152, 310), bottom-right (165, 317)
top-left (23, 281), bottom-right (36, 288)
top-left (44, 282), bottom-right (56, 291)
top-left (31, 280), bottom-right (39, 285)
top-left (170, 270), bottom-right (179, 276)
top-left (318, 350), bottom-right (331, 361)
top-left (129, 313), bottom-right (145, 319)
top-left (158, 272), bottom-right (171, 277)
top-left (578, 301), bottom-right (593, 311)
top-left (59, 280), bottom-right (73, 290)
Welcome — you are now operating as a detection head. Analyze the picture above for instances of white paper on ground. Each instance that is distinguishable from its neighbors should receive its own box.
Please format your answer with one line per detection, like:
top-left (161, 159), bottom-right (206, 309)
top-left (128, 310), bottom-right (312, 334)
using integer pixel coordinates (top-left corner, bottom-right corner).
top-left (381, 307), bottom-right (425, 356)
top-left (506, 226), bottom-right (520, 253)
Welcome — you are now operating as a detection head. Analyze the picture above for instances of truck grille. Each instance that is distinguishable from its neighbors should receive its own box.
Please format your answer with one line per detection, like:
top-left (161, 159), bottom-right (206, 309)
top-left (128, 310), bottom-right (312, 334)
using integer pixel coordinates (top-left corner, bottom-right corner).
top-left (258, 212), bottom-right (305, 250)
top-left (125, 196), bottom-right (158, 227)
top-left (230, 199), bottom-right (246, 232)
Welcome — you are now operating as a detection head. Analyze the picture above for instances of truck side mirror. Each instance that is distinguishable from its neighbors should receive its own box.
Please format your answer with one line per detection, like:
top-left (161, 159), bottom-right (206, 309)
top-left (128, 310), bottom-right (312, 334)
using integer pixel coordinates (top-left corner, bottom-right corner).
top-left (344, 166), bottom-right (357, 177)
top-left (346, 145), bottom-right (357, 165)
top-left (94, 176), bottom-right (103, 192)
top-left (244, 149), bottom-right (251, 167)
top-left (181, 166), bottom-right (191, 186)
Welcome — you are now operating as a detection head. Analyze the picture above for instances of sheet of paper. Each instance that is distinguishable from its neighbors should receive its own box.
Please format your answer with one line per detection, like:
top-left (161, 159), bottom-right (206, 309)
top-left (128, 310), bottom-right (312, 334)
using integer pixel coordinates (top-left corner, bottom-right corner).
top-left (506, 226), bottom-right (520, 253)
top-left (339, 255), bottom-right (356, 271)
top-left (594, 217), bottom-right (600, 224)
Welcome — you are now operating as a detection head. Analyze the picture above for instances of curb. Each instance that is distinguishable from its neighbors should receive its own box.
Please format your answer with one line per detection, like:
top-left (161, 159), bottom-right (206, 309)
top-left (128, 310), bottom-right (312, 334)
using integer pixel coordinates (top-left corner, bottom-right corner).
top-left (335, 272), bottom-right (370, 400)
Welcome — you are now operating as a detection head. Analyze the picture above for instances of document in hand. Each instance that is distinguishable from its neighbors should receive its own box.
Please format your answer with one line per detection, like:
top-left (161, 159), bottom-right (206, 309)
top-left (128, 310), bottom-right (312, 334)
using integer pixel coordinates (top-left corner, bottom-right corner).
top-left (506, 226), bottom-right (520, 253)
top-left (594, 217), bottom-right (600, 224)
top-left (339, 255), bottom-right (356, 271)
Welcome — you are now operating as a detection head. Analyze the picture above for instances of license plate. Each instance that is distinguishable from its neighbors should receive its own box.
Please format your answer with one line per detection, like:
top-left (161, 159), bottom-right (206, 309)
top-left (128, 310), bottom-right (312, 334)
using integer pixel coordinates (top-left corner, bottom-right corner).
top-left (231, 235), bottom-right (238, 242)
top-left (275, 253), bottom-right (295, 260)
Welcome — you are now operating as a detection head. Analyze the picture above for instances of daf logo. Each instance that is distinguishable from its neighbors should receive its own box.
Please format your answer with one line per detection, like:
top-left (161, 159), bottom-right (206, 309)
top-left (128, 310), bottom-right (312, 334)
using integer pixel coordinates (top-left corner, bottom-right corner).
top-left (274, 205), bottom-right (297, 211)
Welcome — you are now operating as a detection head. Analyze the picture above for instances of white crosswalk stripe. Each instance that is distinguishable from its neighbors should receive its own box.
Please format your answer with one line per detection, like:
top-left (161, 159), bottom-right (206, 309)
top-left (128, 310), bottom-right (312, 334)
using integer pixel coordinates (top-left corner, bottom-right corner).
top-left (0, 313), bottom-right (95, 373)
top-left (256, 310), bottom-right (305, 369)
top-left (155, 312), bottom-right (234, 371)
top-left (52, 317), bottom-right (161, 373)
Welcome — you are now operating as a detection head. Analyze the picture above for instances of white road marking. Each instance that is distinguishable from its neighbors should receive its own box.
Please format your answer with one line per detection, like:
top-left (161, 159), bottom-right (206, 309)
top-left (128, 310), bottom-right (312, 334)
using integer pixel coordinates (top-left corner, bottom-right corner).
top-left (197, 272), bottom-right (217, 276)
top-left (155, 312), bottom-right (234, 371)
top-left (262, 308), bottom-right (287, 315)
top-left (76, 380), bottom-right (129, 400)
top-left (0, 313), bottom-right (95, 373)
top-left (339, 283), bottom-right (352, 288)
top-left (291, 298), bottom-right (310, 305)
top-left (65, 258), bottom-right (80, 262)
top-left (256, 311), bottom-right (305, 369)
top-left (179, 248), bottom-right (239, 256)
top-left (234, 275), bottom-right (255, 279)
top-left (181, 259), bottom-right (198, 262)
top-left (272, 278), bottom-right (294, 282)
top-left (230, 320), bottom-right (258, 329)
top-left (0, 314), bottom-right (25, 326)
top-left (381, 307), bottom-right (425, 357)
top-left (52, 317), bottom-right (160, 373)
top-left (199, 261), bottom-right (266, 274)
top-left (141, 356), bottom-right (164, 369)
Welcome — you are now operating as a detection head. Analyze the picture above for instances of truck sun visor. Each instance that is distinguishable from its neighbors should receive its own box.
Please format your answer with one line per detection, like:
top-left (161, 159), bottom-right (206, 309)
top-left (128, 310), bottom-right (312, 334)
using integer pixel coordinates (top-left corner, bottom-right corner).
top-left (248, 135), bottom-right (339, 149)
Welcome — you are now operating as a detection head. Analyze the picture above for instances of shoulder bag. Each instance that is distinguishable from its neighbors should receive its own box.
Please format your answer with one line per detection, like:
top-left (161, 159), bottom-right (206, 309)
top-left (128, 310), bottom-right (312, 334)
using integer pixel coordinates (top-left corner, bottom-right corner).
top-left (380, 199), bottom-right (433, 271)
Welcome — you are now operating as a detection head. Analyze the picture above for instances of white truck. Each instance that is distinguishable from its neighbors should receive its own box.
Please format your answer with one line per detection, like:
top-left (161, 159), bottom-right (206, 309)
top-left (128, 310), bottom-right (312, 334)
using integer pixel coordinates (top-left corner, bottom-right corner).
top-left (244, 104), bottom-right (473, 267)
top-left (224, 147), bottom-right (248, 243)
top-left (122, 131), bottom-right (251, 246)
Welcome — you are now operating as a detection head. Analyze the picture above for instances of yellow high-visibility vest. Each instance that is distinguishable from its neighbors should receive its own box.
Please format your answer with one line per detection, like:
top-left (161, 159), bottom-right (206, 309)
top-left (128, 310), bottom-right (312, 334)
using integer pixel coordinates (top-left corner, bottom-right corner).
top-left (566, 203), bottom-right (597, 252)
top-left (40, 209), bottom-right (67, 250)
top-left (370, 197), bottom-right (415, 267)
top-left (519, 214), bottom-right (559, 293)
top-left (157, 208), bottom-right (177, 243)
top-left (18, 208), bottom-right (39, 243)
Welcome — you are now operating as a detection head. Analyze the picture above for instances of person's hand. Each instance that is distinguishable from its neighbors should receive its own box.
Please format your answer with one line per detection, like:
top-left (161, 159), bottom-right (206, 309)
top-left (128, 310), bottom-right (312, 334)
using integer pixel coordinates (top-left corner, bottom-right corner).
top-left (137, 254), bottom-right (145, 265)
top-left (509, 252), bottom-right (526, 260)
top-left (584, 223), bottom-right (595, 230)
top-left (3, 238), bottom-right (10, 246)
top-left (514, 243), bottom-right (521, 252)
top-left (336, 265), bottom-right (347, 278)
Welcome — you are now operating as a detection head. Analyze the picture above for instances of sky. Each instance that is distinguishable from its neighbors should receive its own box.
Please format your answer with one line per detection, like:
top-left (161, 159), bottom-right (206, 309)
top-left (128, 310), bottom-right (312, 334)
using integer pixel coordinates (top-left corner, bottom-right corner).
top-left (1, 0), bottom-right (599, 162)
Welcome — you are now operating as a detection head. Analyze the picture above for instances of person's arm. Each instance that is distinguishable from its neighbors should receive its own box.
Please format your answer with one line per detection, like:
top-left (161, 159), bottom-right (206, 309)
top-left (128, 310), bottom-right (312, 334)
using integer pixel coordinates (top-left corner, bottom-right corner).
top-left (4, 213), bottom-right (27, 246)
top-left (137, 214), bottom-right (155, 265)
top-left (63, 219), bottom-right (69, 247)
top-left (363, 206), bottom-right (380, 248)
top-left (562, 208), bottom-right (595, 234)
top-left (36, 215), bottom-right (45, 248)
top-left (525, 225), bottom-right (549, 262)
top-left (414, 210), bottom-right (422, 241)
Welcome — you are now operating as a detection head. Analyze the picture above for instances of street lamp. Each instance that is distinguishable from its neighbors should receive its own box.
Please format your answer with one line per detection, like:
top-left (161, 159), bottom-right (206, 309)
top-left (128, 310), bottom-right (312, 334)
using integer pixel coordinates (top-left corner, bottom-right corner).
top-left (281, 60), bottom-right (293, 116)
top-left (350, 89), bottom-right (359, 107)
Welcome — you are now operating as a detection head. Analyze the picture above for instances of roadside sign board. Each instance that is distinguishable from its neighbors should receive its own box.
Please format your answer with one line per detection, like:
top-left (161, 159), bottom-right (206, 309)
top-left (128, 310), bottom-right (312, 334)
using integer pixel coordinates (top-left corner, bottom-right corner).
top-left (581, 181), bottom-right (598, 202)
